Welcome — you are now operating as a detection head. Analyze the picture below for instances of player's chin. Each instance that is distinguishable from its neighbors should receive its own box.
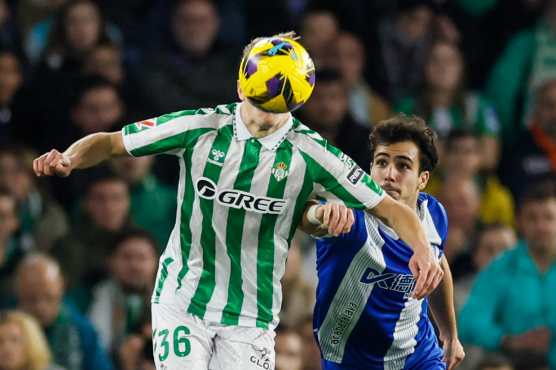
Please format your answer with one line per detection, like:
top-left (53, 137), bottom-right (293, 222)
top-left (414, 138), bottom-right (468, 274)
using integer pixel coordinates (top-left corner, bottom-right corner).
top-left (385, 190), bottom-right (401, 200)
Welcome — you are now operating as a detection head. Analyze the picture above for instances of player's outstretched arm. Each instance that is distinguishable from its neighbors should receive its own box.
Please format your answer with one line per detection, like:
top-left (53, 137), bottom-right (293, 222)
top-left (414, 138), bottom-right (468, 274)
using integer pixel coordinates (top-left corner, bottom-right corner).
top-left (299, 202), bottom-right (355, 237)
top-left (370, 195), bottom-right (443, 299)
top-left (429, 256), bottom-right (465, 369)
top-left (33, 132), bottom-right (127, 177)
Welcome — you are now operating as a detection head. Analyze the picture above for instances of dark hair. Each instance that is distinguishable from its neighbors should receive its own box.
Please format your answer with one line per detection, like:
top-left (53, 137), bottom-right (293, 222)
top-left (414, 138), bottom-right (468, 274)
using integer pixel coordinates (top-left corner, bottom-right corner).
top-left (0, 48), bottom-right (20, 61)
top-left (520, 178), bottom-right (556, 209)
top-left (315, 68), bottom-right (342, 84)
top-left (0, 186), bottom-right (15, 199)
top-left (369, 114), bottom-right (439, 172)
top-left (84, 165), bottom-right (127, 195)
top-left (112, 228), bottom-right (159, 256)
top-left (397, 0), bottom-right (437, 13)
top-left (416, 40), bottom-right (467, 131)
top-left (71, 75), bottom-right (121, 108)
top-left (444, 128), bottom-right (477, 148)
top-left (45, 0), bottom-right (110, 58)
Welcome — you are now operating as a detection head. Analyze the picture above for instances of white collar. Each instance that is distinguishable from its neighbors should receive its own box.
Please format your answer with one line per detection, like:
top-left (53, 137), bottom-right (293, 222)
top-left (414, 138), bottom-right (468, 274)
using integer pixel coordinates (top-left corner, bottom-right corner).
top-left (234, 102), bottom-right (293, 151)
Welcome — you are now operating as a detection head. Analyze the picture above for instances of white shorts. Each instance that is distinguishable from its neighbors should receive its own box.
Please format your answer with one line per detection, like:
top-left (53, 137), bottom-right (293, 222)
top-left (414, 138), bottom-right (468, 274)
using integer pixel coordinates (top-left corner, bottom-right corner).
top-left (152, 302), bottom-right (275, 370)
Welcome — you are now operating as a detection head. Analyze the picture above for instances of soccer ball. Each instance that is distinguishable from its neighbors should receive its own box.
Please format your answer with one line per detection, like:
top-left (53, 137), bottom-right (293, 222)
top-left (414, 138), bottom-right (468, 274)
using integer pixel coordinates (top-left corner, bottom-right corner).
top-left (238, 36), bottom-right (316, 113)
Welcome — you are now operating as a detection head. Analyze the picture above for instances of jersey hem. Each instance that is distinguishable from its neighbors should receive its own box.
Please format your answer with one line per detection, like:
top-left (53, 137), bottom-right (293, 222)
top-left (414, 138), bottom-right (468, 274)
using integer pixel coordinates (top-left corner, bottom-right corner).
top-left (121, 126), bottom-right (136, 156)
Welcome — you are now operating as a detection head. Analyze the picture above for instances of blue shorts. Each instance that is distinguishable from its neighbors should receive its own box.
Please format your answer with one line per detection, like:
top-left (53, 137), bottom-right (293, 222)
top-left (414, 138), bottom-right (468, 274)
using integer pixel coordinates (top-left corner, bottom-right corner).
top-left (321, 355), bottom-right (446, 370)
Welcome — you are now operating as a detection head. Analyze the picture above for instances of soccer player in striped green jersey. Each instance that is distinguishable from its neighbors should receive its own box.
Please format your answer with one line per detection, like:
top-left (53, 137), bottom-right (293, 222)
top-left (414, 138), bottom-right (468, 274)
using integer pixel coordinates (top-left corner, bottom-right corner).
top-left (33, 41), bottom-right (442, 370)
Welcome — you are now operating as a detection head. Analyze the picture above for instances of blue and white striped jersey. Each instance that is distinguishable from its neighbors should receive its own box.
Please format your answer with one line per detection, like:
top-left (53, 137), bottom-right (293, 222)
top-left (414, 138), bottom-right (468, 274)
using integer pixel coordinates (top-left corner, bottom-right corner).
top-left (314, 193), bottom-right (448, 370)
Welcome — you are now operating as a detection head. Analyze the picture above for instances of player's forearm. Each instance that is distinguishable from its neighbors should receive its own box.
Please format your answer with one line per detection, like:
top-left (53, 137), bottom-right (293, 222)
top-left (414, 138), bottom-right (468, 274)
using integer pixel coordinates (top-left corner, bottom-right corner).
top-left (430, 257), bottom-right (458, 337)
top-left (371, 196), bottom-right (429, 253)
top-left (64, 132), bottom-right (125, 169)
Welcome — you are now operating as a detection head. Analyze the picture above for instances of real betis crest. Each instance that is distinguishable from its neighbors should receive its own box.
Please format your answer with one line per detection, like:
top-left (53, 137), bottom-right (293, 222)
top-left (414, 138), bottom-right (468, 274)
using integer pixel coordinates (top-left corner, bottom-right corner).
top-left (272, 162), bottom-right (288, 182)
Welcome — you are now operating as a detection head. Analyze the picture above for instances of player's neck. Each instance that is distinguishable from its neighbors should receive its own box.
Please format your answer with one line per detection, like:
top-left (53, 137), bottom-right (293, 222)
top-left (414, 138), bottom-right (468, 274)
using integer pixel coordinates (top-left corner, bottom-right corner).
top-left (406, 195), bottom-right (418, 214)
top-left (240, 102), bottom-right (290, 139)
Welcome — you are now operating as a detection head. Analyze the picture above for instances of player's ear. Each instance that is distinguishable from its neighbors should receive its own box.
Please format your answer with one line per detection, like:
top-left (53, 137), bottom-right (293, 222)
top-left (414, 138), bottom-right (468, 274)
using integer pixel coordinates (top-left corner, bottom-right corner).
top-left (237, 81), bottom-right (245, 101)
top-left (417, 170), bottom-right (429, 191)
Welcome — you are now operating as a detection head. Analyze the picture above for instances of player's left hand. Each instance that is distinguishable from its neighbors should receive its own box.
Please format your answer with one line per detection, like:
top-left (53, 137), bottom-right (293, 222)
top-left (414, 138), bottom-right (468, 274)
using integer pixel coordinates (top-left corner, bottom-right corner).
top-left (316, 203), bottom-right (355, 236)
top-left (442, 336), bottom-right (465, 370)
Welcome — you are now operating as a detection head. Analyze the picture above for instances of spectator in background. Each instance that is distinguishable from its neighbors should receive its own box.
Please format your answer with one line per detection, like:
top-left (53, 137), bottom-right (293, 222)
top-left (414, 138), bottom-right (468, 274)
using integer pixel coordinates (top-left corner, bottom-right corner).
top-left (51, 169), bottom-right (132, 297)
top-left (298, 8), bottom-right (339, 68)
top-left (15, 253), bottom-right (113, 370)
top-left (279, 241), bottom-right (314, 328)
top-left (297, 69), bottom-right (371, 168)
top-left (501, 79), bottom-right (556, 200)
top-left (454, 224), bottom-right (516, 309)
top-left (299, 315), bottom-right (321, 370)
top-left (117, 317), bottom-right (154, 370)
top-left (0, 190), bottom-right (23, 308)
top-left (97, 0), bottom-right (155, 47)
top-left (39, 0), bottom-right (112, 74)
top-left (437, 176), bottom-right (481, 273)
top-left (88, 229), bottom-right (157, 353)
top-left (396, 40), bottom-right (501, 170)
top-left (83, 42), bottom-right (122, 85)
top-left (0, 145), bottom-right (69, 251)
top-left (82, 41), bottom-right (146, 117)
top-left (476, 354), bottom-right (515, 370)
top-left (18, 0), bottom-right (119, 147)
top-left (369, 0), bottom-right (434, 102)
top-left (334, 31), bottom-right (391, 127)
top-left (20, 74), bottom-right (124, 157)
top-left (0, 49), bottom-right (23, 143)
top-left (110, 156), bottom-right (175, 248)
top-left (0, 0), bottom-right (22, 54)
top-left (43, 77), bottom-right (126, 208)
top-left (19, 0), bottom-right (66, 64)
top-left (137, 0), bottom-right (237, 114)
top-left (486, 0), bottom-right (556, 144)
top-left (459, 180), bottom-right (556, 370)
top-left (275, 325), bottom-right (303, 370)
top-left (0, 310), bottom-right (64, 370)
top-left (63, 76), bottom-right (124, 148)
top-left (427, 130), bottom-right (514, 227)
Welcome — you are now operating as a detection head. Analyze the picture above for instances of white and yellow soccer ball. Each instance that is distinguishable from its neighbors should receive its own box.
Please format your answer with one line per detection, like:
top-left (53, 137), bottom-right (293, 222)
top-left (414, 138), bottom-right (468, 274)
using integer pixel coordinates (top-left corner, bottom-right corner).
top-left (238, 35), bottom-right (316, 113)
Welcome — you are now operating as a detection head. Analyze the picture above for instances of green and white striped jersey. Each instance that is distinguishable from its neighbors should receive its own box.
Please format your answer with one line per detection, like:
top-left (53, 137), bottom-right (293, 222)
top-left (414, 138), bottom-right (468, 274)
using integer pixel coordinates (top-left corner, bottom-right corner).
top-left (121, 102), bottom-right (385, 329)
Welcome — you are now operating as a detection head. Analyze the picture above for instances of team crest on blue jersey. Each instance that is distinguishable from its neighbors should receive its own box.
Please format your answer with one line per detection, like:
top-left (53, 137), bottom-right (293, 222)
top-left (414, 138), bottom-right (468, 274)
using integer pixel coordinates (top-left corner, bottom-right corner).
top-left (272, 162), bottom-right (288, 182)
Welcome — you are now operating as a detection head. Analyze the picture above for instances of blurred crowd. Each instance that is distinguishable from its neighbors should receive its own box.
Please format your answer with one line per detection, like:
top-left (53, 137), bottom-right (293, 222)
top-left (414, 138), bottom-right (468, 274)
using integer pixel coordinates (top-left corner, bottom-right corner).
top-left (1, 0), bottom-right (556, 369)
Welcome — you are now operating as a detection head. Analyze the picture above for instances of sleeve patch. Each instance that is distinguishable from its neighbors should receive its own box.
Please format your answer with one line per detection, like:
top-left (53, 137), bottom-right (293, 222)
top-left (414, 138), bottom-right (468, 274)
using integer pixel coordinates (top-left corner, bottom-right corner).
top-left (347, 166), bottom-right (365, 185)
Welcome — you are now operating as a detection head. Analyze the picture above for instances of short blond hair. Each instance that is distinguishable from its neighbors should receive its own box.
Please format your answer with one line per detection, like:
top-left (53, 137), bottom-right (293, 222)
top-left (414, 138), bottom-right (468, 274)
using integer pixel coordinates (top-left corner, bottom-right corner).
top-left (0, 310), bottom-right (52, 370)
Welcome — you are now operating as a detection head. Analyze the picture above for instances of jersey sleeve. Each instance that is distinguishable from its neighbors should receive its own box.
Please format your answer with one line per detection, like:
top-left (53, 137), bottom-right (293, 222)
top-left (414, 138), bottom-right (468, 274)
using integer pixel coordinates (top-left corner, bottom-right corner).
top-left (121, 109), bottom-right (215, 156)
top-left (428, 195), bottom-right (449, 253)
top-left (298, 137), bottom-right (385, 210)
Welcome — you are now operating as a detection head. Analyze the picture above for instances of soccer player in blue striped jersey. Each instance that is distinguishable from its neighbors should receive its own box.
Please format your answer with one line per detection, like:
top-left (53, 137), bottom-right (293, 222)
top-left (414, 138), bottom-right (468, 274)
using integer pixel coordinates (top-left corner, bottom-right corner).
top-left (303, 115), bottom-right (465, 370)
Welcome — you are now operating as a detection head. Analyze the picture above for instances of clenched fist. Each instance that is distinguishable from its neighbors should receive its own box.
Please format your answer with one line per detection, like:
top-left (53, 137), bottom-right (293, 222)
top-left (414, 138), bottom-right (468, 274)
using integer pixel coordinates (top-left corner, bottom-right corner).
top-left (33, 149), bottom-right (73, 177)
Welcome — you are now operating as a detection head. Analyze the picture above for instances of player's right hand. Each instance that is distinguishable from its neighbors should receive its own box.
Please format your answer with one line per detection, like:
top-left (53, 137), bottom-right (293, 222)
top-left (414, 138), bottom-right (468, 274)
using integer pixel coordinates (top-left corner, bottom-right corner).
top-left (409, 248), bottom-right (443, 300)
top-left (33, 149), bottom-right (73, 177)
top-left (317, 203), bottom-right (355, 236)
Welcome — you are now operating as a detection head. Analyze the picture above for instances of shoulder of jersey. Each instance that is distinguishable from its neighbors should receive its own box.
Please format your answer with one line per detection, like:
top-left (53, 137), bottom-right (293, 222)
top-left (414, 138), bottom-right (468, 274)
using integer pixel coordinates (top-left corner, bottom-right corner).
top-left (418, 192), bottom-right (448, 237)
top-left (288, 119), bottom-right (326, 145)
top-left (180, 103), bottom-right (237, 130)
